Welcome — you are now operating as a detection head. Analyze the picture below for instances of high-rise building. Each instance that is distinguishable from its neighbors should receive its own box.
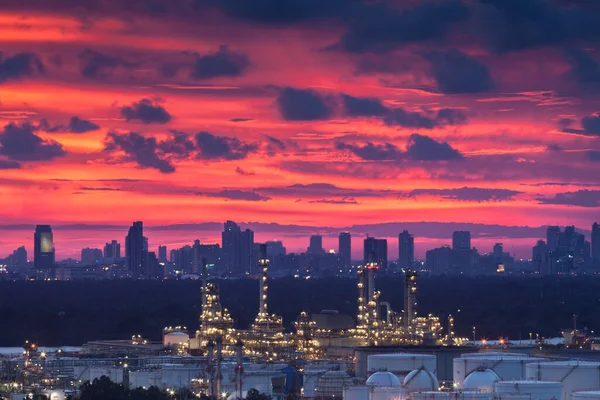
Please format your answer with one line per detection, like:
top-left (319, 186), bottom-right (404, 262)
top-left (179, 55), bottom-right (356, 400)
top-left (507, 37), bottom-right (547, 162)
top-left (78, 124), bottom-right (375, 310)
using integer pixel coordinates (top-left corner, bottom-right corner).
top-left (104, 240), bottom-right (121, 260)
top-left (192, 240), bottom-right (202, 274)
top-left (546, 226), bottom-right (560, 251)
top-left (338, 232), bottom-right (351, 271)
top-left (222, 221), bottom-right (241, 275)
top-left (240, 229), bottom-right (254, 274)
top-left (426, 246), bottom-right (452, 274)
top-left (398, 230), bottom-right (414, 269)
top-left (34, 225), bottom-right (55, 270)
top-left (7, 246), bottom-right (27, 267)
top-left (592, 222), bottom-right (600, 262)
top-left (145, 251), bottom-right (161, 280)
top-left (363, 236), bottom-right (387, 270)
top-left (308, 235), bottom-right (324, 254)
top-left (158, 245), bottom-right (167, 262)
top-left (81, 248), bottom-right (102, 264)
top-left (532, 240), bottom-right (548, 274)
top-left (452, 231), bottom-right (471, 251)
top-left (493, 243), bottom-right (503, 259)
top-left (126, 221), bottom-right (144, 278)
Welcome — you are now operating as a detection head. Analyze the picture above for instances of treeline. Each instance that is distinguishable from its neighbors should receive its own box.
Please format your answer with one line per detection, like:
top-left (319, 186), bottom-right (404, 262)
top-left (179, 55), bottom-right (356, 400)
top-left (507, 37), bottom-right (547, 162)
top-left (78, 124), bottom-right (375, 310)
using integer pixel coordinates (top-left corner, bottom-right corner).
top-left (0, 276), bottom-right (598, 346)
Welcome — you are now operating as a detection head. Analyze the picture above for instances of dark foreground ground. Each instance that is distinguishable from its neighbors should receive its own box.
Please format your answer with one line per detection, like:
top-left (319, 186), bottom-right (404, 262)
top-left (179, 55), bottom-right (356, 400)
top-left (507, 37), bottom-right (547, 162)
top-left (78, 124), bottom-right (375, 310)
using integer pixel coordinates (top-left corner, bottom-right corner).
top-left (0, 275), bottom-right (598, 346)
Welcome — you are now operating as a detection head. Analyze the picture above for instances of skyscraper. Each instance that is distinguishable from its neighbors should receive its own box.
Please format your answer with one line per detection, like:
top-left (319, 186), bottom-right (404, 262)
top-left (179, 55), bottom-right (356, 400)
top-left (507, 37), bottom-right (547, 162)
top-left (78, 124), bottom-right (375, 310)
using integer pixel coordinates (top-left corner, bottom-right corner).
top-left (546, 226), bottom-right (560, 251)
top-left (81, 248), bottom-right (102, 264)
top-left (493, 243), bottom-right (503, 259)
top-left (364, 236), bottom-right (387, 270)
top-left (308, 235), bottom-right (324, 254)
top-left (104, 240), bottom-right (121, 260)
top-left (222, 221), bottom-right (241, 275)
top-left (34, 225), bottom-right (55, 270)
top-left (593, 222), bottom-right (600, 262)
top-left (192, 239), bottom-right (202, 274)
top-left (338, 232), bottom-right (351, 271)
top-left (398, 230), bottom-right (414, 269)
top-left (126, 221), bottom-right (144, 278)
top-left (158, 245), bottom-right (167, 262)
top-left (452, 231), bottom-right (471, 251)
top-left (240, 229), bottom-right (254, 274)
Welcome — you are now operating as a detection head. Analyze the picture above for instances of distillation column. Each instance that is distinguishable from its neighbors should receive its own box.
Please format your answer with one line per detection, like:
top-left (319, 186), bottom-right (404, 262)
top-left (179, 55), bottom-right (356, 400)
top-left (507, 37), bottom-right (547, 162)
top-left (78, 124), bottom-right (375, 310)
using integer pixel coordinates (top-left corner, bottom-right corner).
top-left (403, 269), bottom-right (418, 332)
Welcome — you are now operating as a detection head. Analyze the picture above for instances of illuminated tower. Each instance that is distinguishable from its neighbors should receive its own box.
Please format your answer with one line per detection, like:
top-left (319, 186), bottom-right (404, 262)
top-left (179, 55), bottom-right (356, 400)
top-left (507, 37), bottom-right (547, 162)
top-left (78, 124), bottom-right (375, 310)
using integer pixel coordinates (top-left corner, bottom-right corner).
top-left (403, 270), bottom-right (418, 332)
top-left (259, 244), bottom-right (269, 317)
top-left (34, 225), bottom-right (55, 270)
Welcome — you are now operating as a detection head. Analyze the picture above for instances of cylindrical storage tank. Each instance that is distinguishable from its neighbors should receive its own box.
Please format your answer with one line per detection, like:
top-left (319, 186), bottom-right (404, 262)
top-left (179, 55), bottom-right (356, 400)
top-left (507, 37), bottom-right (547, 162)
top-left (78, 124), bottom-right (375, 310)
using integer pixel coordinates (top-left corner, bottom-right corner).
top-left (574, 392), bottom-right (600, 400)
top-left (343, 385), bottom-right (370, 400)
top-left (526, 361), bottom-right (600, 400)
top-left (368, 354), bottom-right (437, 376)
top-left (411, 391), bottom-right (494, 400)
top-left (454, 356), bottom-right (547, 388)
top-left (494, 380), bottom-right (563, 400)
top-left (372, 386), bottom-right (408, 400)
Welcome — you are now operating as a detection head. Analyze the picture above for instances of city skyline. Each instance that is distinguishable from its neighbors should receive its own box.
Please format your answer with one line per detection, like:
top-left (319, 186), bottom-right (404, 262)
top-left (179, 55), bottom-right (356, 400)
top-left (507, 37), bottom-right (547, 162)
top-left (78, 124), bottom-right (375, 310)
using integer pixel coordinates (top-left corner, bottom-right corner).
top-left (1, 2), bottom-right (600, 250)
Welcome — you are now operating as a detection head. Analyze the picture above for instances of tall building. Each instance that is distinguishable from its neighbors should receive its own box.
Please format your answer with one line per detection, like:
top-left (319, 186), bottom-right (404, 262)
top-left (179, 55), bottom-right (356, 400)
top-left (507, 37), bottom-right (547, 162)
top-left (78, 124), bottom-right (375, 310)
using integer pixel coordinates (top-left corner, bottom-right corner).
top-left (104, 240), bottom-right (121, 259)
top-left (546, 226), bottom-right (560, 251)
top-left (81, 248), bottom-right (102, 264)
top-left (532, 240), bottom-right (548, 274)
top-left (240, 229), bottom-right (254, 274)
top-left (126, 221), bottom-right (144, 278)
top-left (426, 246), bottom-right (452, 274)
top-left (308, 235), bottom-right (324, 254)
top-left (452, 231), bottom-right (471, 251)
top-left (363, 236), bottom-right (387, 270)
top-left (338, 232), bottom-right (351, 271)
top-left (398, 230), bottom-right (414, 269)
top-left (593, 222), bottom-right (600, 262)
top-left (493, 243), bottom-right (503, 259)
top-left (34, 225), bottom-right (55, 270)
top-left (7, 246), bottom-right (27, 267)
top-left (192, 240), bottom-right (202, 274)
top-left (158, 245), bottom-right (167, 262)
top-left (222, 221), bottom-right (241, 275)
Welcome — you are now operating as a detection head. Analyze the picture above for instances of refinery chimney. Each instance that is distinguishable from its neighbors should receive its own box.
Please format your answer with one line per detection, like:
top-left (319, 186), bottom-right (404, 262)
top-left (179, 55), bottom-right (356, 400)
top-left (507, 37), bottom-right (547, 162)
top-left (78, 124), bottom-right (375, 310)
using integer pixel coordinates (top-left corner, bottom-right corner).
top-left (258, 244), bottom-right (269, 317)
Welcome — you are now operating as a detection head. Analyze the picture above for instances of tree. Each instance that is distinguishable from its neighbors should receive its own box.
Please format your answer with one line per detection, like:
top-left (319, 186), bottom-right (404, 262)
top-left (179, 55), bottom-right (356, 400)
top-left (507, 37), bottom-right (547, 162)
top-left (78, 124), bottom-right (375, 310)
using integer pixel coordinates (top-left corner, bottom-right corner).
top-left (246, 388), bottom-right (272, 400)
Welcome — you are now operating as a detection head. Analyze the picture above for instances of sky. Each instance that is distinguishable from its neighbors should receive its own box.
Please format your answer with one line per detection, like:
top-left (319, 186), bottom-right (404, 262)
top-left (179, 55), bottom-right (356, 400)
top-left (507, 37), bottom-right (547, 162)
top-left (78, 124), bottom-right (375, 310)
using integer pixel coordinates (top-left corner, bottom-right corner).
top-left (1, 0), bottom-right (600, 260)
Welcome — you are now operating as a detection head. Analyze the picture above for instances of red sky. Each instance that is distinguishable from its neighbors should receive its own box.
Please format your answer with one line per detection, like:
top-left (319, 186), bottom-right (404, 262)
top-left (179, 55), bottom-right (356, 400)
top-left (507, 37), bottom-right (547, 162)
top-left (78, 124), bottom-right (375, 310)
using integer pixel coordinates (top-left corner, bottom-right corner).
top-left (1, 0), bottom-right (600, 259)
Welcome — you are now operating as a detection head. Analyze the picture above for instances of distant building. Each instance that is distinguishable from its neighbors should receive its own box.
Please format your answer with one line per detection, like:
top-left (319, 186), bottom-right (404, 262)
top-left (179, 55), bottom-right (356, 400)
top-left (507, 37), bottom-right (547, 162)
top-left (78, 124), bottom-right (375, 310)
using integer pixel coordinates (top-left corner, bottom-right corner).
top-left (158, 245), bottom-right (167, 262)
top-left (192, 240), bottom-right (202, 274)
top-left (34, 225), bottom-right (55, 270)
top-left (104, 240), bottom-right (121, 260)
top-left (81, 248), bottom-right (102, 264)
top-left (308, 235), bottom-right (324, 254)
top-left (398, 230), bottom-right (414, 269)
top-left (493, 243), bottom-right (503, 259)
top-left (363, 236), bottom-right (387, 270)
top-left (125, 221), bottom-right (144, 278)
top-left (532, 240), bottom-right (548, 274)
top-left (7, 246), bottom-right (27, 267)
top-left (240, 229), bottom-right (254, 274)
top-left (222, 221), bottom-right (241, 275)
top-left (338, 232), bottom-right (351, 271)
top-left (593, 222), bottom-right (600, 262)
top-left (546, 226), bottom-right (560, 251)
top-left (426, 246), bottom-right (452, 274)
top-left (452, 231), bottom-right (471, 251)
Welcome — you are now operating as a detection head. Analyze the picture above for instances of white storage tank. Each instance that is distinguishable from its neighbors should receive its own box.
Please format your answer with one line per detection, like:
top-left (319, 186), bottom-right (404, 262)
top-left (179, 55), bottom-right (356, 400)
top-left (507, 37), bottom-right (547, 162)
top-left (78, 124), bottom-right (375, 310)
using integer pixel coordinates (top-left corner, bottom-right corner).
top-left (454, 355), bottom-right (546, 388)
top-left (463, 369), bottom-right (500, 392)
top-left (344, 385), bottom-right (370, 400)
top-left (368, 354), bottom-right (437, 376)
top-left (304, 370), bottom-right (328, 398)
top-left (494, 380), bottom-right (562, 400)
top-left (403, 369), bottom-right (439, 392)
top-left (371, 386), bottom-right (408, 400)
top-left (574, 392), bottom-right (600, 400)
top-left (526, 361), bottom-right (600, 400)
top-left (411, 391), bottom-right (494, 400)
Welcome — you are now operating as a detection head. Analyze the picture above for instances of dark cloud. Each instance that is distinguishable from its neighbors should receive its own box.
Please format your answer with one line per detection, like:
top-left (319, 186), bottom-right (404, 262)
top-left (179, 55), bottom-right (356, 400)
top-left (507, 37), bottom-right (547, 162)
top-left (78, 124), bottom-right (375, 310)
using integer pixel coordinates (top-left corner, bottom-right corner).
top-left (406, 133), bottom-right (463, 161)
top-left (557, 118), bottom-right (575, 129)
top-left (546, 144), bottom-right (562, 152)
top-left (195, 131), bottom-right (257, 160)
top-left (258, 183), bottom-right (389, 198)
top-left (564, 47), bottom-right (600, 83)
top-left (276, 87), bottom-right (334, 121)
top-left (196, 189), bottom-right (270, 202)
top-left (384, 108), bottom-right (468, 129)
top-left (562, 113), bottom-right (600, 136)
top-left (588, 150), bottom-right (600, 161)
top-left (78, 48), bottom-right (136, 79)
top-left (80, 187), bottom-right (125, 191)
top-left (208, 0), bottom-right (362, 24)
top-left (158, 131), bottom-right (195, 158)
top-left (0, 122), bottom-right (65, 162)
top-left (308, 198), bottom-right (358, 205)
top-left (235, 167), bottom-right (255, 176)
top-left (104, 131), bottom-right (175, 173)
top-left (0, 159), bottom-right (21, 169)
top-left (423, 49), bottom-right (494, 94)
top-left (230, 118), bottom-right (253, 122)
top-left (191, 46), bottom-right (250, 80)
top-left (407, 187), bottom-right (521, 202)
top-left (476, 0), bottom-right (600, 53)
top-left (0, 52), bottom-right (45, 83)
top-left (537, 190), bottom-right (600, 207)
top-left (67, 116), bottom-right (100, 133)
top-left (335, 142), bottom-right (401, 161)
top-left (338, 1), bottom-right (468, 53)
top-left (342, 94), bottom-right (387, 117)
top-left (264, 135), bottom-right (286, 150)
top-left (120, 99), bottom-right (172, 124)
